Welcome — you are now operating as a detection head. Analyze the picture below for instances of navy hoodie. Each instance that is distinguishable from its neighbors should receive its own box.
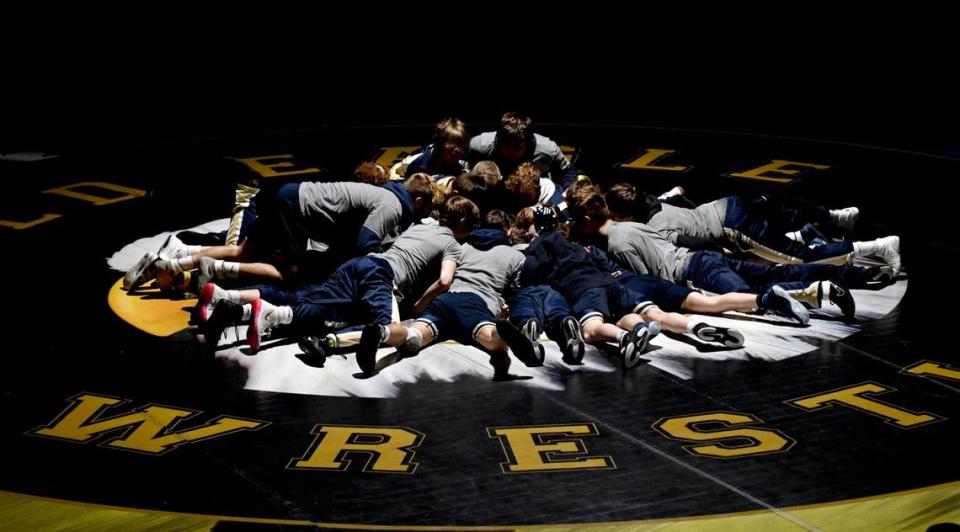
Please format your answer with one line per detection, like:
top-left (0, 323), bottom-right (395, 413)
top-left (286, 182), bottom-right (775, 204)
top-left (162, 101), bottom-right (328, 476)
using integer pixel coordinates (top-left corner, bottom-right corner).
top-left (520, 229), bottom-right (616, 302)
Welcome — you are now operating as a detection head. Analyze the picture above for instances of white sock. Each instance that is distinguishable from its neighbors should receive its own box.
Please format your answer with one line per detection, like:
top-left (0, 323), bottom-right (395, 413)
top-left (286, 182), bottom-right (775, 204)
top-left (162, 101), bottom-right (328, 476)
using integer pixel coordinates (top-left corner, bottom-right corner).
top-left (222, 261), bottom-right (240, 278)
top-left (381, 325), bottom-right (391, 344)
top-left (405, 327), bottom-right (423, 349)
top-left (172, 246), bottom-right (203, 259)
top-left (225, 290), bottom-right (242, 304)
top-left (241, 304), bottom-right (252, 321)
top-left (174, 256), bottom-right (194, 270)
top-left (617, 330), bottom-right (627, 342)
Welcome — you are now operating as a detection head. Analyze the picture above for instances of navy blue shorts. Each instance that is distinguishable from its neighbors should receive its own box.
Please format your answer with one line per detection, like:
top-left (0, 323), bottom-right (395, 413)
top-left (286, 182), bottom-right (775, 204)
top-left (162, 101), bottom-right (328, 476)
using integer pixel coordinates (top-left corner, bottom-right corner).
top-left (572, 284), bottom-right (644, 325)
top-left (249, 182), bottom-right (307, 259)
top-left (417, 292), bottom-right (496, 343)
top-left (618, 272), bottom-right (692, 314)
top-left (293, 255), bottom-right (395, 327)
top-left (508, 284), bottom-right (570, 341)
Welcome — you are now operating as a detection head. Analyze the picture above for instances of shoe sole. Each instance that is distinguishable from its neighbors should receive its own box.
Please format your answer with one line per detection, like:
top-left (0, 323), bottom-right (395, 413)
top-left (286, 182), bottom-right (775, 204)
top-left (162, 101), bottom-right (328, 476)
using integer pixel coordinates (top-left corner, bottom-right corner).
top-left (356, 324), bottom-right (382, 375)
top-left (123, 252), bottom-right (159, 291)
top-left (696, 326), bottom-right (745, 348)
top-left (886, 236), bottom-right (901, 277)
top-left (831, 284), bottom-right (856, 319)
top-left (522, 319), bottom-right (546, 365)
top-left (497, 320), bottom-right (542, 367)
top-left (198, 282), bottom-right (216, 323)
top-left (202, 300), bottom-right (238, 350)
top-left (522, 319), bottom-right (542, 340)
top-left (297, 337), bottom-right (328, 366)
top-left (869, 266), bottom-right (895, 285)
top-left (247, 299), bottom-right (262, 353)
top-left (562, 317), bottom-right (585, 364)
top-left (623, 328), bottom-right (650, 369)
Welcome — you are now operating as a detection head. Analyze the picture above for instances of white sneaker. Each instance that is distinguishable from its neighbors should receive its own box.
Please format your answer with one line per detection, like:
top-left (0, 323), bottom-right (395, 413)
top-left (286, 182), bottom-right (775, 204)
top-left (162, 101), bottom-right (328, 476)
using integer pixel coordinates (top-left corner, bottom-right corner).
top-left (875, 235), bottom-right (901, 277)
top-left (157, 233), bottom-right (190, 260)
top-left (248, 299), bottom-right (284, 353)
top-left (123, 252), bottom-right (160, 291)
top-left (833, 207), bottom-right (859, 233)
top-left (195, 282), bottom-right (227, 323)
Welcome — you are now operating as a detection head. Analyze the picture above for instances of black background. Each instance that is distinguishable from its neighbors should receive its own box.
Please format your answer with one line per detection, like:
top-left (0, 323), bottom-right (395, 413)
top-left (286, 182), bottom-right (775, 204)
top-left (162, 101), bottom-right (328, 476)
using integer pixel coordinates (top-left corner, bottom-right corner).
top-left (2, 26), bottom-right (956, 156)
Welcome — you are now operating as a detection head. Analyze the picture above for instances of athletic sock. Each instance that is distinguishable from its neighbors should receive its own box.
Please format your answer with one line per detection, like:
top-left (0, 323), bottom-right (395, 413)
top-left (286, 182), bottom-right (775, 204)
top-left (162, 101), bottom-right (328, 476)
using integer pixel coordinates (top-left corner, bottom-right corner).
top-left (221, 261), bottom-right (241, 278)
top-left (224, 289), bottom-right (243, 304)
top-left (405, 327), bottom-right (423, 350)
top-left (174, 256), bottom-right (194, 271)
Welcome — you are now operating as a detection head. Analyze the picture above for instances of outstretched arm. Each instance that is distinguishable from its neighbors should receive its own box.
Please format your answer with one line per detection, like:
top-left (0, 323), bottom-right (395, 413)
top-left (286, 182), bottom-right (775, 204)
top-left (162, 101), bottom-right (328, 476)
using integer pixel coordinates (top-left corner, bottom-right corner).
top-left (414, 259), bottom-right (457, 313)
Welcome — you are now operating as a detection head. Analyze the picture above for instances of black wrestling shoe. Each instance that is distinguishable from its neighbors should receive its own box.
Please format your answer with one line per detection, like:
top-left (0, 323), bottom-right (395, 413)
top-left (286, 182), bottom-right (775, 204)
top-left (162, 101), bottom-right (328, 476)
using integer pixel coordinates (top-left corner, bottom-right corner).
top-left (693, 323), bottom-right (745, 348)
top-left (496, 320), bottom-right (543, 367)
top-left (826, 281), bottom-right (856, 319)
top-left (560, 316), bottom-right (585, 364)
top-left (356, 324), bottom-right (385, 375)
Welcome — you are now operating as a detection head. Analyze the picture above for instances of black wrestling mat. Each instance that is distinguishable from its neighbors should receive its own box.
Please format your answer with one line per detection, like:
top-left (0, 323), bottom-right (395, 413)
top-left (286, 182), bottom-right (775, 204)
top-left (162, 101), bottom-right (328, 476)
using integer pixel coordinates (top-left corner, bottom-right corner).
top-left (1, 124), bottom-right (957, 530)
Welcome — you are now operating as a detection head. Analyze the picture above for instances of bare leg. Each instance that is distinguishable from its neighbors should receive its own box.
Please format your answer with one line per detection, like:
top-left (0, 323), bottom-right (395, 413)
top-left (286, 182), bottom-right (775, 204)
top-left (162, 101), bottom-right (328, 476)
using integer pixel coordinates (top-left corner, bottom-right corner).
top-left (160, 259), bottom-right (284, 291)
top-left (237, 289), bottom-right (261, 303)
top-left (190, 239), bottom-right (255, 262)
top-left (615, 312), bottom-right (645, 332)
top-left (475, 324), bottom-right (508, 352)
top-left (474, 324), bottom-right (511, 377)
top-left (238, 262), bottom-right (283, 282)
top-left (411, 322), bottom-right (435, 347)
top-left (384, 323), bottom-right (408, 347)
top-left (682, 292), bottom-right (757, 314)
top-left (643, 307), bottom-right (689, 334)
top-left (581, 317), bottom-right (625, 344)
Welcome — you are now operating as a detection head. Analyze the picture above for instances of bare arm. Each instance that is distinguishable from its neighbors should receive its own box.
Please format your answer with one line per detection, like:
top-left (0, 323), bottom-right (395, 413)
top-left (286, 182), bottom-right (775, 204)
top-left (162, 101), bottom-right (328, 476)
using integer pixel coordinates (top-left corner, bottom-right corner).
top-left (414, 259), bottom-right (457, 314)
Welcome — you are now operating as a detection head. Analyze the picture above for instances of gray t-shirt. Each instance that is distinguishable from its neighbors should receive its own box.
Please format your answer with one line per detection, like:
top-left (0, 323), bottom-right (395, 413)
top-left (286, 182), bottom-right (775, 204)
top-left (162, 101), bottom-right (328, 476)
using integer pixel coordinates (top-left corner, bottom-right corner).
top-left (469, 131), bottom-right (575, 185)
top-left (372, 224), bottom-right (462, 301)
top-left (607, 221), bottom-right (693, 284)
top-left (648, 199), bottom-right (728, 248)
top-left (297, 181), bottom-right (403, 251)
top-left (449, 244), bottom-right (525, 316)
